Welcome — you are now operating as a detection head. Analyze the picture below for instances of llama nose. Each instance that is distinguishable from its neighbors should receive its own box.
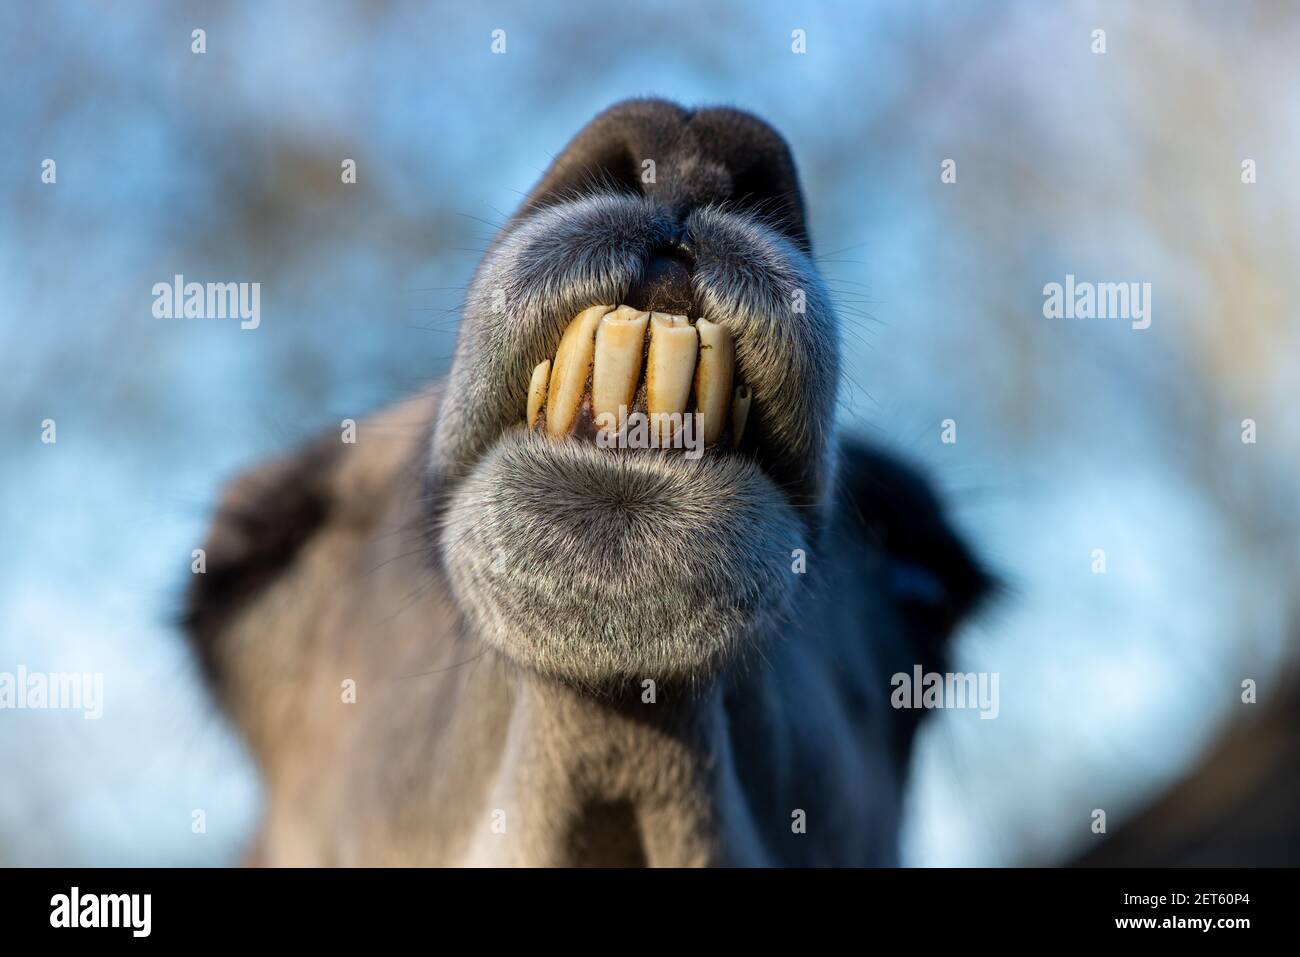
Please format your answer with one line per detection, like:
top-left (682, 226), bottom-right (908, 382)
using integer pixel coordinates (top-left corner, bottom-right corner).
top-left (625, 245), bottom-right (694, 316)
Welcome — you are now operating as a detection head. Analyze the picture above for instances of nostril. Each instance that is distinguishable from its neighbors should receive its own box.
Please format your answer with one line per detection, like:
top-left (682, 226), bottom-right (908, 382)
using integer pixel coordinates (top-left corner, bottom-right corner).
top-left (626, 247), bottom-right (695, 315)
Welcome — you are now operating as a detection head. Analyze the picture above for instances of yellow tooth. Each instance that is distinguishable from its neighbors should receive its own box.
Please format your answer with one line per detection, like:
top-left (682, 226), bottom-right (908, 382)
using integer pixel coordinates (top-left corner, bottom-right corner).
top-left (592, 306), bottom-right (649, 432)
top-left (731, 385), bottom-right (752, 444)
top-left (526, 359), bottom-right (551, 428)
top-left (646, 313), bottom-right (698, 442)
top-left (546, 305), bottom-right (612, 436)
top-left (693, 319), bottom-right (734, 446)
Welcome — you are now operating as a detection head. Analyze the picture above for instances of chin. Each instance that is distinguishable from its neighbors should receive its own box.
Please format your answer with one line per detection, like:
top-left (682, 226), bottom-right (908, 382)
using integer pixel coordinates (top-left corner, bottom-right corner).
top-left (439, 428), bottom-right (808, 686)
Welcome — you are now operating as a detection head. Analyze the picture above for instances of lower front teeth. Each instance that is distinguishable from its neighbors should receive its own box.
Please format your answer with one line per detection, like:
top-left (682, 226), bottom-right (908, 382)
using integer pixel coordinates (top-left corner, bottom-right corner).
top-left (592, 306), bottom-right (650, 433)
top-left (526, 359), bottom-right (551, 428)
top-left (646, 313), bottom-right (699, 442)
top-left (545, 304), bottom-right (611, 437)
top-left (694, 318), bottom-right (734, 447)
top-left (731, 385), bottom-right (752, 444)
top-left (528, 304), bottom-right (746, 451)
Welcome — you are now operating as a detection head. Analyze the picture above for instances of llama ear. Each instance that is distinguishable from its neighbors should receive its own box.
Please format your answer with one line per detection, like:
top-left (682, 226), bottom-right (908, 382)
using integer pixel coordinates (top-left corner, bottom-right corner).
top-left (520, 98), bottom-right (811, 252)
top-left (837, 439), bottom-right (996, 647)
top-left (182, 433), bottom-right (341, 681)
top-left (183, 396), bottom-right (438, 686)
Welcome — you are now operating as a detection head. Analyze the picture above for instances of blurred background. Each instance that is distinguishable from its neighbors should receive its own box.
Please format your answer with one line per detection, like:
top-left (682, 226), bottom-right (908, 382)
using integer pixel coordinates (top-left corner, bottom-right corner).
top-left (2, 0), bottom-right (1297, 865)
